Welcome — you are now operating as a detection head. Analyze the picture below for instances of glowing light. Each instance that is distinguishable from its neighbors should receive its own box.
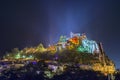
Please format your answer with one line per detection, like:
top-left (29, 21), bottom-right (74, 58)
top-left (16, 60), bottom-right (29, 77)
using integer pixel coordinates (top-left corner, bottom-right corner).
top-left (22, 55), bottom-right (25, 58)
top-left (15, 53), bottom-right (20, 59)
top-left (77, 46), bottom-right (88, 52)
top-left (59, 36), bottom-right (67, 42)
top-left (68, 36), bottom-right (79, 45)
top-left (77, 38), bottom-right (99, 53)
top-left (29, 55), bottom-right (33, 58)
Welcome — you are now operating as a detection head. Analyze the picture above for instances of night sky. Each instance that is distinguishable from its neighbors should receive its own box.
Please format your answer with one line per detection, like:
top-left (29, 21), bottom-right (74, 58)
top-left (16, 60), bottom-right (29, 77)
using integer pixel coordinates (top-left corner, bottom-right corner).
top-left (0, 0), bottom-right (120, 68)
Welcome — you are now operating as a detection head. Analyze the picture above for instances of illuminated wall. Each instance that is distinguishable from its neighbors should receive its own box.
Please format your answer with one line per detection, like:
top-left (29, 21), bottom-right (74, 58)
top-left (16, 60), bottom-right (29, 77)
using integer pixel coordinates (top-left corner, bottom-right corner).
top-left (77, 38), bottom-right (99, 53)
top-left (49, 32), bottom-right (100, 54)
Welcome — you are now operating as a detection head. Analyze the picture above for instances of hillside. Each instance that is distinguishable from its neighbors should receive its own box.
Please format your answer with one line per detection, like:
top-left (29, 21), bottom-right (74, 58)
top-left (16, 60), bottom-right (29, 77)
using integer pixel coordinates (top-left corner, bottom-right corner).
top-left (3, 32), bottom-right (115, 74)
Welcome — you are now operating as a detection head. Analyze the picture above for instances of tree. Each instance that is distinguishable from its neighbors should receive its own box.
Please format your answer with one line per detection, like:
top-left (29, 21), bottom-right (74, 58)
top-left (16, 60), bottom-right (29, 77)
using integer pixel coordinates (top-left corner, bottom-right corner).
top-left (12, 48), bottom-right (19, 54)
top-left (37, 43), bottom-right (46, 52)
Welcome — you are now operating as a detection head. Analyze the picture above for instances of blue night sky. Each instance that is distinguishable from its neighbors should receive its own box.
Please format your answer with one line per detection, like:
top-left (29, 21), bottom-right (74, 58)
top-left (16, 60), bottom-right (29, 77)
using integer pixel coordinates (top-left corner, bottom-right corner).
top-left (0, 0), bottom-right (120, 68)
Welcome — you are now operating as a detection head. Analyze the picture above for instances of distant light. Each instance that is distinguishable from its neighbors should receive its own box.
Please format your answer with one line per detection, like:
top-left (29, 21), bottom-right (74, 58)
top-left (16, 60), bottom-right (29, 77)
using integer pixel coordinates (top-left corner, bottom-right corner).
top-left (22, 55), bottom-right (25, 58)
top-left (15, 54), bottom-right (20, 59)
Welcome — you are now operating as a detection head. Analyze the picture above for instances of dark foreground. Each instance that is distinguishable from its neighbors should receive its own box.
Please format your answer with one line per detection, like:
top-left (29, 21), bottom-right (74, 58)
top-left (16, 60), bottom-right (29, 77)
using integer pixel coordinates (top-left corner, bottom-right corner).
top-left (0, 61), bottom-right (119, 80)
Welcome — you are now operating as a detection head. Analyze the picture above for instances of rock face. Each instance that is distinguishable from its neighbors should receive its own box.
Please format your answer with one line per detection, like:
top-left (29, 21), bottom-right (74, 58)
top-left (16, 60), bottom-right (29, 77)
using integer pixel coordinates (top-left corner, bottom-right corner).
top-left (57, 33), bottom-right (115, 74)
top-left (92, 42), bottom-right (115, 74)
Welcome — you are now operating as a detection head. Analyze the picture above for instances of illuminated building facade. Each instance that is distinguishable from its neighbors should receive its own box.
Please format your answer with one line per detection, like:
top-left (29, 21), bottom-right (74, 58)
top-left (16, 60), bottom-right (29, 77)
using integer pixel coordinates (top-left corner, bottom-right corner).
top-left (55, 32), bottom-right (100, 54)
